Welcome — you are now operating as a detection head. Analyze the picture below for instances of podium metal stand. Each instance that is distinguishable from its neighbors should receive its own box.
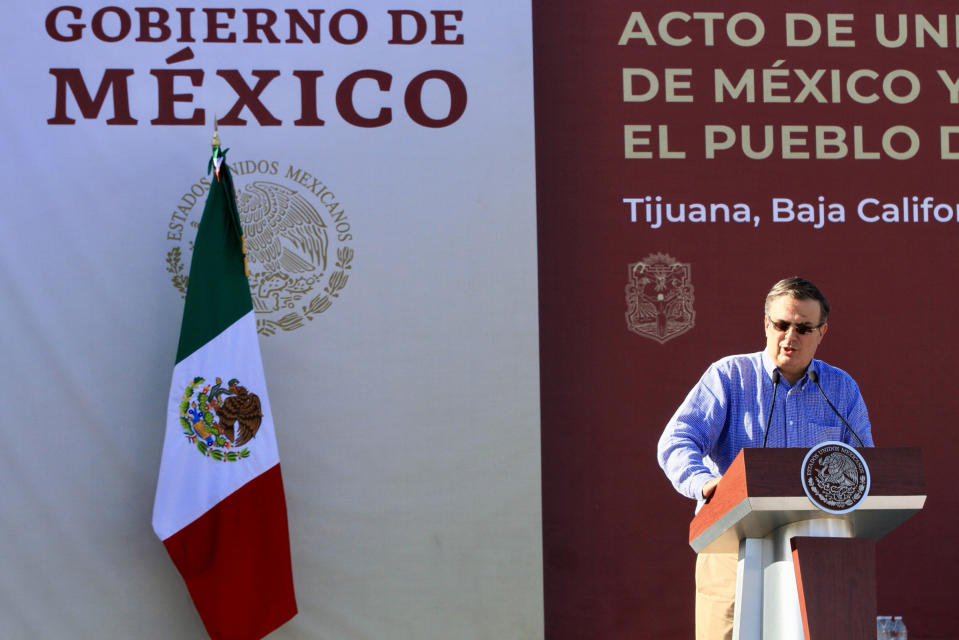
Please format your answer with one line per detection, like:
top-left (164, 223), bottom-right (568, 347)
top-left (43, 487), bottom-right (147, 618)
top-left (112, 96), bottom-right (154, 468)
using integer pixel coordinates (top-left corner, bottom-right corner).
top-left (688, 448), bottom-right (925, 640)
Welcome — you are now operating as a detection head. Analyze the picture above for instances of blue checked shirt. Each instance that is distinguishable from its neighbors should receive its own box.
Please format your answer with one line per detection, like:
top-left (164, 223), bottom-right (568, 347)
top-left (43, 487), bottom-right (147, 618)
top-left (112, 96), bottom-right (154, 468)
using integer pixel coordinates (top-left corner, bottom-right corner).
top-left (657, 351), bottom-right (873, 510)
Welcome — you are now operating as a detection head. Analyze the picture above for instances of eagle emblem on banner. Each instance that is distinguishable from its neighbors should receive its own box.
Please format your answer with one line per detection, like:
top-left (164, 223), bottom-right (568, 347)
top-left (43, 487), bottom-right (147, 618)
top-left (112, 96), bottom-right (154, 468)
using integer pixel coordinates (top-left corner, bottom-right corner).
top-left (164, 164), bottom-right (355, 337)
top-left (178, 377), bottom-right (263, 462)
top-left (237, 180), bottom-right (329, 309)
top-left (625, 253), bottom-right (695, 344)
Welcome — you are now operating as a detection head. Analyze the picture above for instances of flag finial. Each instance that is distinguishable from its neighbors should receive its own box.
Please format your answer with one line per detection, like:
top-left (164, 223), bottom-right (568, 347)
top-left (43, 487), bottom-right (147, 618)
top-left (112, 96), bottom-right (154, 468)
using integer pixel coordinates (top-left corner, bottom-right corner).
top-left (211, 117), bottom-right (221, 151)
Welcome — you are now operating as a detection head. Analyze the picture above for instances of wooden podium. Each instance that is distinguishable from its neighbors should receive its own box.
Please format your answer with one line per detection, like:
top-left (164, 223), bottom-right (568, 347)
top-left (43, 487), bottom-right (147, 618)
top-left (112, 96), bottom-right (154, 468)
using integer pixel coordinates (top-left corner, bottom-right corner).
top-left (689, 448), bottom-right (925, 640)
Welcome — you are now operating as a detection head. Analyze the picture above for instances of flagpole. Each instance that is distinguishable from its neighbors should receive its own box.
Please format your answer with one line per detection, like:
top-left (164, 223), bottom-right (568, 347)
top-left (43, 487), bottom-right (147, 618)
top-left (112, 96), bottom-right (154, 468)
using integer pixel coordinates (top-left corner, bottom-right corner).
top-left (208, 118), bottom-right (249, 276)
top-left (211, 116), bottom-right (221, 152)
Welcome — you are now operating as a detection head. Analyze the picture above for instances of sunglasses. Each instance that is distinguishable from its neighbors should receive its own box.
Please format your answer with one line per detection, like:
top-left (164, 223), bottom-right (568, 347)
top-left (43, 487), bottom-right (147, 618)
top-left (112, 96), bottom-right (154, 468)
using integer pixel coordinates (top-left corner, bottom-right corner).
top-left (767, 317), bottom-right (823, 335)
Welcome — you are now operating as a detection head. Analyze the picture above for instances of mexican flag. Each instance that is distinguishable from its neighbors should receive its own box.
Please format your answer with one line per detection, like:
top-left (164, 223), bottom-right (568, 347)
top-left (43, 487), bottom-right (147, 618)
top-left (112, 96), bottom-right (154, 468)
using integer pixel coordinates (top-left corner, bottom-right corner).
top-left (152, 145), bottom-right (297, 639)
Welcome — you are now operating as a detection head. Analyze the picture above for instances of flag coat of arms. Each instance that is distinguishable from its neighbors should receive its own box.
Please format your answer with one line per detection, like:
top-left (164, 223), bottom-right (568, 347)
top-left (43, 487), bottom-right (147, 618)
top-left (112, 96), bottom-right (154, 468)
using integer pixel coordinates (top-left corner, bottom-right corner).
top-left (153, 144), bottom-right (297, 639)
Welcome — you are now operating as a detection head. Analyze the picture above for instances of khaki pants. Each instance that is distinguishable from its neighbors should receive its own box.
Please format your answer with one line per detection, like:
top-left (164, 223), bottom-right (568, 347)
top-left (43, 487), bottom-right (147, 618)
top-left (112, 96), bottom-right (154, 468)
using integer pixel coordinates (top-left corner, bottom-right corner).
top-left (695, 552), bottom-right (737, 640)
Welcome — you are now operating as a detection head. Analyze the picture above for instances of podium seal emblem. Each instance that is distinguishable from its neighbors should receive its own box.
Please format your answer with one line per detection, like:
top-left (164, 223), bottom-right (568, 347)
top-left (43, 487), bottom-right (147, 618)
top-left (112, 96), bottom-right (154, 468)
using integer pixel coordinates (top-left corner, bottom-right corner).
top-left (801, 441), bottom-right (870, 514)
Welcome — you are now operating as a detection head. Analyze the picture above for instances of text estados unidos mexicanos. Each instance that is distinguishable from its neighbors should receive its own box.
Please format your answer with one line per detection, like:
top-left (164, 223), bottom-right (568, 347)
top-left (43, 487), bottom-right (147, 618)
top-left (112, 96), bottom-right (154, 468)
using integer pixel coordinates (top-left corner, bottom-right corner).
top-left (623, 196), bottom-right (959, 229)
top-left (167, 162), bottom-right (352, 242)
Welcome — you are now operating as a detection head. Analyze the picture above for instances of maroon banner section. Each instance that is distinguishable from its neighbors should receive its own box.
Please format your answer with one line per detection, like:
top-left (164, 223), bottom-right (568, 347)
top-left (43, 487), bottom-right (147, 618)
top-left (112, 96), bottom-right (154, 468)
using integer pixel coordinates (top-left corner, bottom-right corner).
top-left (534, 1), bottom-right (958, 638)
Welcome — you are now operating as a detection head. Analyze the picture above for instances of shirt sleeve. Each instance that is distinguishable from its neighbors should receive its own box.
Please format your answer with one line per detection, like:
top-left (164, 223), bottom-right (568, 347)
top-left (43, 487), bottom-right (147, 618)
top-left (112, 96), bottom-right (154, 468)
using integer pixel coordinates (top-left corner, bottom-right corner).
top-left (657, 365), bottom-right (728, 501)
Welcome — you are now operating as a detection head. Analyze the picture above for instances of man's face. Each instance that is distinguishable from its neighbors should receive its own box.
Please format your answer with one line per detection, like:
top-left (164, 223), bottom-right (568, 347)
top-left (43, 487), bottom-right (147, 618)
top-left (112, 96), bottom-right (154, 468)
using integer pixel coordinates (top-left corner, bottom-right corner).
top-left (764, 295), bottom-right (827, 383)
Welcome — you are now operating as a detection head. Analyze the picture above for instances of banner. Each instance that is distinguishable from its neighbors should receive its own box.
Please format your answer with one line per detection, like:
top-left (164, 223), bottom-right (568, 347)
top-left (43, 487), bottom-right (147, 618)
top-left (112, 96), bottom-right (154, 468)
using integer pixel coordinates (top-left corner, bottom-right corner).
top-left (0, 3), bottom-right (541, 638)
top-left (535, 1), bottom-right (957, 638)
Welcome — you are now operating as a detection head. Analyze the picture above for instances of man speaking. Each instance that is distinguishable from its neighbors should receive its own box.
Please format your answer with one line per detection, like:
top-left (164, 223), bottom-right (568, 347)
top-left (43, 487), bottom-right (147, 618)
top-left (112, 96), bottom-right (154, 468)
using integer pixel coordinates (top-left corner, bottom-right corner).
top-left (656, 277), bottom-right (873, 640)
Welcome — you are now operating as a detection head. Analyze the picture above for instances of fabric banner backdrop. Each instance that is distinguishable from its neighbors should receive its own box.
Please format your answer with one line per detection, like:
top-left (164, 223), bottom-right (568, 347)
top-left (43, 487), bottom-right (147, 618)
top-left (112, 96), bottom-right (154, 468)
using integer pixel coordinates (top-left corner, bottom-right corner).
top-left (0, 3), bottom-right (541, 638)
top-left (534, 1), bottom-right (959, 638)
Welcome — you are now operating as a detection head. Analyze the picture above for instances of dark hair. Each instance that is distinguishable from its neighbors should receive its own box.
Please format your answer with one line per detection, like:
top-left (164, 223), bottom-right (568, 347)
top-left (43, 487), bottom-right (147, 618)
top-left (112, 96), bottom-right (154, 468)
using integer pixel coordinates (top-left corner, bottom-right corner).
top-left (764, 277), bottom-right (830, 324)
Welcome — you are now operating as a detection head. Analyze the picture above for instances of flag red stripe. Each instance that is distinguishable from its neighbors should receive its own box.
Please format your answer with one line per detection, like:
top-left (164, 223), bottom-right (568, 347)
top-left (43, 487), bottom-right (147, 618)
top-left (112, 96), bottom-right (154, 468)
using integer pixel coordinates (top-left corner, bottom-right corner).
top-left (163, 464), bottom-right (297, 640)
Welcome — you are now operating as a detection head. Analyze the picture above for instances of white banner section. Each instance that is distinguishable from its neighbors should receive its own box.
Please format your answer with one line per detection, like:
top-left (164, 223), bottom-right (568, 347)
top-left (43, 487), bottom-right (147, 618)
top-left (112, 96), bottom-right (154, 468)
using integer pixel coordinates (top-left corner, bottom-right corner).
top-left (0, 3), bottom-right (542, 638)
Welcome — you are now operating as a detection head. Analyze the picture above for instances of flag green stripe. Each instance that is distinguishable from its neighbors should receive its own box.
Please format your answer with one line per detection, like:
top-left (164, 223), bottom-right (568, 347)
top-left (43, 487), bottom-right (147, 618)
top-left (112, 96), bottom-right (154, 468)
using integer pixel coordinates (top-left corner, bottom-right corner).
top-left (175, 159), bottom-right (252, 363)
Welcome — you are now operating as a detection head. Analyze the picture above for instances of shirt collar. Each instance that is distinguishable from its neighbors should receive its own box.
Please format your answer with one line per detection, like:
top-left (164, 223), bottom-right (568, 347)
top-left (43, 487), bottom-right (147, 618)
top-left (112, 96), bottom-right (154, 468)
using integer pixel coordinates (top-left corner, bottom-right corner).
top-left (760, 351), bottom-right (818, 387)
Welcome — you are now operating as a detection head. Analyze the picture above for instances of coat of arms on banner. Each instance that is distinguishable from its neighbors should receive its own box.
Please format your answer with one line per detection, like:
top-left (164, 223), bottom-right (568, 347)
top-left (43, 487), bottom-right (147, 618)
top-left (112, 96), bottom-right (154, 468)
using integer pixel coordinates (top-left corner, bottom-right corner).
top-left (179, 376), bottom-right (262, 462)
top-left (165, 161), bottom-right (355, 336)
top-left (625, 253), bottom-right (695, 344)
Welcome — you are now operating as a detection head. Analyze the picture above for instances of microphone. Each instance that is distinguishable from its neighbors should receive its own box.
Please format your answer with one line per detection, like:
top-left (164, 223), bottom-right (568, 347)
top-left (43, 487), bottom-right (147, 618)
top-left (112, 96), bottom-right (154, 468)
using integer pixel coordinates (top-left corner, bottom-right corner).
top-left (807, 369), bottom-right (865, 447)
top-left (761, 369), bottom-right (780, 448)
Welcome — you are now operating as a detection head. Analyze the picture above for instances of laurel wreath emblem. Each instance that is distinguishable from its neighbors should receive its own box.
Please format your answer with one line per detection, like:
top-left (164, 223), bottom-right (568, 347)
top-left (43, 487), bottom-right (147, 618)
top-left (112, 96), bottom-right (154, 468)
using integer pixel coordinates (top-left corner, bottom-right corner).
top-left (166, 247), bottom-right (188, 297)
top-left (256, 246), bottom-right (354, 336)
top-left (166, 244), bottom-right (353, 335)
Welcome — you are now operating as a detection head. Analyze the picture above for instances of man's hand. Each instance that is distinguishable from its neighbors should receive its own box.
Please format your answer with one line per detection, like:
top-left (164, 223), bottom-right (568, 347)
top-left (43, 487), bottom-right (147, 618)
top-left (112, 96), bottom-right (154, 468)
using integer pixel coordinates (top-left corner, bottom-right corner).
top-left (702, 477), bottom-right (721, 500)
